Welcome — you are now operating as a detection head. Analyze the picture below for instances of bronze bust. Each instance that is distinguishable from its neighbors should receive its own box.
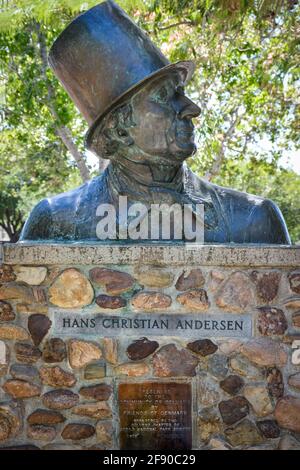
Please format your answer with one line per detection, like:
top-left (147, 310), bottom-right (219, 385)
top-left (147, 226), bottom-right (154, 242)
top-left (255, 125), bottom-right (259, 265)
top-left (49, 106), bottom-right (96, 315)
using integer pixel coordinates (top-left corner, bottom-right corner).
top-left (20, 1), bottom-right (291, 244)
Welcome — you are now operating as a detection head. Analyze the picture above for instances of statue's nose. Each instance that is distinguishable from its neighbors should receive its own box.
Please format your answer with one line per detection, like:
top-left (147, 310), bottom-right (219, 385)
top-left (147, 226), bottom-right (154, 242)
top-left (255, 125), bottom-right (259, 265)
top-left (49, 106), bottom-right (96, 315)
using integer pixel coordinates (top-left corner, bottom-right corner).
top-left (174, 95), bottom-right (201, 119)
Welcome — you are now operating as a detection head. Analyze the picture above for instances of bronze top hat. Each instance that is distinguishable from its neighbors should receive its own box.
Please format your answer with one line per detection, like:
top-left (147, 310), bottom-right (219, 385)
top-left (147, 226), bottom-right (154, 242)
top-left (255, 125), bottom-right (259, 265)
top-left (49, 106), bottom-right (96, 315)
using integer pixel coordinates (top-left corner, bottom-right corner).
top-left (48, 0), bottom-right (195, 149)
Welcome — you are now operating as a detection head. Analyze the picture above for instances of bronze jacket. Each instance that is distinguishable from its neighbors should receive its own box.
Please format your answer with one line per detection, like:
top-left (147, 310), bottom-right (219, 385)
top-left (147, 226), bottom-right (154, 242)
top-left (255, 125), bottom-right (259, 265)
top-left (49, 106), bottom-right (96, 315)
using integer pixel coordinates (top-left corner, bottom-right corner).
top-left (20, 164), bottom-right (291, 244)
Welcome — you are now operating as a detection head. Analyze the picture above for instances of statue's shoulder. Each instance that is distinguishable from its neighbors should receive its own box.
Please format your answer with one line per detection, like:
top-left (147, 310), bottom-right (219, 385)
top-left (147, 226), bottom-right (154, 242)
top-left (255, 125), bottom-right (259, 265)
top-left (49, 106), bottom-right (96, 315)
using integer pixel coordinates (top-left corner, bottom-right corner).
top-left (19, 197), bottom-right (54, 241)
top-left (187, 168), bottom-right (291, 244)
top-left (20, 175), bottom-right (105, 241)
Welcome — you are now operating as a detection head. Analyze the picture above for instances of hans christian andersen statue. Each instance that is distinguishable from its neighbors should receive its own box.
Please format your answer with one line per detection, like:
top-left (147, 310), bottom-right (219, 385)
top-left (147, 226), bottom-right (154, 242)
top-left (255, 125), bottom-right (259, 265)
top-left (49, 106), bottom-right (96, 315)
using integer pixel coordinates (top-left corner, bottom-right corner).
top-left (20, 1), bottom-right (291, 244)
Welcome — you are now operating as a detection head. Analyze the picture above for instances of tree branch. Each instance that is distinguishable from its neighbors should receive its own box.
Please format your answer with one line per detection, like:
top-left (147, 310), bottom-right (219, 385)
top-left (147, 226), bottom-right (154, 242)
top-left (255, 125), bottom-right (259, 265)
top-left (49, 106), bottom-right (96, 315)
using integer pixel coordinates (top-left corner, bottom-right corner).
top-left (152, 20), bottom-right (196, 32)
top-left (55, 125), bottom-right (92, 181)
top-left (34, 21), bottom-right (91, 182)
top-left (204, 113), bottom-right (242, 181)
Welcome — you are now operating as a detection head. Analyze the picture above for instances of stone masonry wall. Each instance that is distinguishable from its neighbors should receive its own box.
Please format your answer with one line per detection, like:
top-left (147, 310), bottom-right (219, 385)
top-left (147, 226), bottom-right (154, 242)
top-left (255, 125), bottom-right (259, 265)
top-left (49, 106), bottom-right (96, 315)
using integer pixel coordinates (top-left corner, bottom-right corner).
top-left (0, 243), bottom-right (299, 450)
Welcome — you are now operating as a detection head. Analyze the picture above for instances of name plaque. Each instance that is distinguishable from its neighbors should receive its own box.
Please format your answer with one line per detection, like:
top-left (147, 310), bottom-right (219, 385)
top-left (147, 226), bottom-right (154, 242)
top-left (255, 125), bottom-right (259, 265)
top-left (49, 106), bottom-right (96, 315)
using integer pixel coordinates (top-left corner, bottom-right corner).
top-left (119, 382), bottom-right (192, 450)
top-left (52, 312), bottom-right (252, 338)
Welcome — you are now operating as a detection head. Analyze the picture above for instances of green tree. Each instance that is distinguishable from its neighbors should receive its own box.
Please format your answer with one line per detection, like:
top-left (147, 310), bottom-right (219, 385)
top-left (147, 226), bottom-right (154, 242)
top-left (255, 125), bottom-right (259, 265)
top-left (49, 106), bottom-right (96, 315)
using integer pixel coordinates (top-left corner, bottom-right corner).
top-left (139, 0), bottom-right (300, 242)
top-left (212, 156), bottom-right (300, 243)
top-left (0, 1), bottom-right (299, 242)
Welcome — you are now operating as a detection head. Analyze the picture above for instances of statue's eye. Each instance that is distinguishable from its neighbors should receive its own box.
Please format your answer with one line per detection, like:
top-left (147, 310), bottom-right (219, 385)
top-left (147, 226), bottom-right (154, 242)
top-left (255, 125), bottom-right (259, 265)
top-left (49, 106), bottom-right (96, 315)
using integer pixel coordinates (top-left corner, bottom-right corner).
top-left (153, 85), bottom-right (169, 104)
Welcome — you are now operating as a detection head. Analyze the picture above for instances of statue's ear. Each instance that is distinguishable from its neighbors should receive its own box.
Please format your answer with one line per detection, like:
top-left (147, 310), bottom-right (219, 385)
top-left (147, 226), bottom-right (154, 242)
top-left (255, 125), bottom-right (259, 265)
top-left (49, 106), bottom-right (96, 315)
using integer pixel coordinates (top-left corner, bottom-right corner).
top-left (98, 104), bottom-right (135, 152)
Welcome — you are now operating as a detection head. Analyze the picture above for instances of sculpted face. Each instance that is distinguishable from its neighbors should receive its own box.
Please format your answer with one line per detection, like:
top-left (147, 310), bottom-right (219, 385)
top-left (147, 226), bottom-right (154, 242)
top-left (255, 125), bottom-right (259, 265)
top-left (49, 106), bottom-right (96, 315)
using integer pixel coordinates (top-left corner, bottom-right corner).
top-left (123, 73), bottom-right (201, 165)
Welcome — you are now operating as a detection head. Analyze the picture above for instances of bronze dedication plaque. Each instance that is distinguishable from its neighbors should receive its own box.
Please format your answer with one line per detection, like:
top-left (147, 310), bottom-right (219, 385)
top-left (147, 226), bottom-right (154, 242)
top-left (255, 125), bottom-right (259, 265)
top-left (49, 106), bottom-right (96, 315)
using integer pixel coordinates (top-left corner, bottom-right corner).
top-left (119, 382), bottom-right (192, 450)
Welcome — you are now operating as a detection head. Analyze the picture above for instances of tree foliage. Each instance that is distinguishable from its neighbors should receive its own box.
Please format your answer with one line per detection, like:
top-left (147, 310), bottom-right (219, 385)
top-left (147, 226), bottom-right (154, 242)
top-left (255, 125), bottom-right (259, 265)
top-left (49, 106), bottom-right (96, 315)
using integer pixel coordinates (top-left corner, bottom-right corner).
top-left (0, 0), bottom-right (299, 242)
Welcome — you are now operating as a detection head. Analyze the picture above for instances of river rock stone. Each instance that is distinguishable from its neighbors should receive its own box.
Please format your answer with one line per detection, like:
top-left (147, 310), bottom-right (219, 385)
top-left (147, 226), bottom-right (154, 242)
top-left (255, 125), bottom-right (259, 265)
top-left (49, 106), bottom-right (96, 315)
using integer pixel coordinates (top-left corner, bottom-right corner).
top-left (32, 286), bottom-right (47, 304)
top-left (96, 294), bottom-right (126, 309)
top-left (79, 384), bottom-right (112, 401)
top-left (278, 435), bottom-right (300, 450)
top-left (0, 363), bottom-right (7, 378)
top-left (274, 396), bottom-right (300, 432)
top-left (90, 267), bottom-right (134, 294)
top-left (62, 423), bottom-right (95, 440)
top-left (0, 266), bottom-right (15, 282)
top-left (72, 402), bottom-right (112, 419)
top-left (0, 301), bottom-right (15, 322)
top-left (198, 407), bottom-right (222, 443)
top-left (0, 403), bottom-right (21, 441)
top-left (0, 284), bottom-right (34, 303)
top-left (0, 348), bottom-right (6, 375)
top-left (115, 363), bottom-right (150, 376)
top-left (251, 271), bottom-right (281, 303)
top-left (207, 354), bottom-right (228, 378)
top-left (42, 338), bottom-right (66, 363)
top-left (244, 386), bottom-right (273, 417)
top-left (84, 362), bottom-right (106, 380)
top-left (103, 338), bottom-right (118, 364)
top-left (135, 267), bottom-right (173, 288)
top-left (15, 267), bottom-right (47, 285)
top-left (229, 356), bottom-right (262, 379)
top-left (68, 340), bottom-right (102, 369)
top-left (27, 409), bottom-right (65, 425)
top-left (0, 324), bottom-right (29, 341)
top-left (209, 271), bottom-right (225, 292)
top-left (0, 415), bottom-right (11, 441)
top-left (220, 375), bottom-right (244, 395)
top-left (15, 342), bottom-right (41, 363)
top-left (225, 419), bottom-right (263, 447)
top-left (208, 438), bottom-right (230, 450)
top-left (10, 363), bottom-right (39, 382)
top-left (187, 339), bottom-right (218, 356)
top-left (39, 366), bottom-right (76, 388)
top-left (47, 268), bottom-right (62, 284)
top-left (175, 269), bottom-right (205, 291)
top-left (219, 339), bottom-right (242, 355)
top-left (27, 424), bottom-right (56, 441)
top-left (292, 312), bottom-right (300, 327)
top-left (288, 372), bottom-right (300, 390)
top-left (42, 389), bottom-right (79, 410)
top-left (216, 272), bottom-right (255, 313)
top-left (219, 396), bottom-right (249, 425)
top-left (49, 268), bottom-right (94, 308)
top-left (16, 304), bottom-right (48, 314)
top-left (257, 307), bottom-right (287, 336)
top-left (84, 361), bottom-right (106, 380)
top-left (284, 297), bottom-right (300, 309)
top-left (266, 367), bottom-right (284, 398)
top-left (286, 333), bottom-right (300, 345)
top-left (176, 289), bottom-right (209, 311)
top-left (127, 337), bottom-right (159, 360)
top-left (28, 314), bottom-right (52, 346)
top-left (153, 344), bottom-right (198, 377)
top-left (240, 338), bottom-right (287, 366)
top-left (256, 420), bottom-right (280, 438)
top-left (96, 421), bottom-right (112, 447)
top-left (197, 373), bottom-right (220, 406)
top-left (3, 379), bottom-right (41, 398)
top-left (131, 292), bottom-right (172, 311)
top-left (0, 340), bottom-right (7, 366)
top-left (288, 272), bottom-right (300, 294)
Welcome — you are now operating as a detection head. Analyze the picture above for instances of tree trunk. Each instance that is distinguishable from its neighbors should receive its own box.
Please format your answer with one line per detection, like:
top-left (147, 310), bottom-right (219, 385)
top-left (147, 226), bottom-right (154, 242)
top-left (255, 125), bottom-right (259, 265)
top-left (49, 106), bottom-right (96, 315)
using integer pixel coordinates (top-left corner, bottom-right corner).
top-left (35, 22), bottom-right (91, 183)
top-left (0, 221), bottom-right (23, 243)
top-left (55, 126), bottom-right (91, 182)
top-left (204, 113), bottom-right (241, 181)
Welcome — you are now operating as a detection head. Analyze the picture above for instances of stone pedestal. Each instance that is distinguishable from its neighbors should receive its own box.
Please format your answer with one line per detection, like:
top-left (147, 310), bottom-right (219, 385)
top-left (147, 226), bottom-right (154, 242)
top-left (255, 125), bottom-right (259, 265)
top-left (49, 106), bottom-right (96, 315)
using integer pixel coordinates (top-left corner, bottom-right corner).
top-left (0, 243), bottom-right (299, 450)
